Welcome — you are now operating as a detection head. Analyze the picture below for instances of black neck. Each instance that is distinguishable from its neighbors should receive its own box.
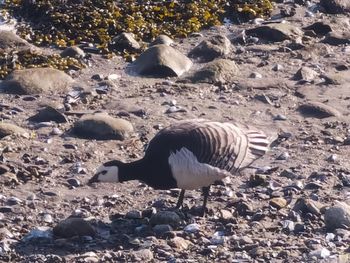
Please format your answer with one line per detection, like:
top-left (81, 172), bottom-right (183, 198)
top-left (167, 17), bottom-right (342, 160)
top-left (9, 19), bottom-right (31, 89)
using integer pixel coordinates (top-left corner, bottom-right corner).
top-left (119, 159), bottom-right (147, 183)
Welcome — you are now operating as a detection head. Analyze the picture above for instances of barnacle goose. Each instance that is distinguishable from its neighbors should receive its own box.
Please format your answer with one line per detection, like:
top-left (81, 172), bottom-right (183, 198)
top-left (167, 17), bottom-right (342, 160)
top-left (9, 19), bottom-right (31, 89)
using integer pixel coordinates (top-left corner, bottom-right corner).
top-left (89, 119), bottom-right (270, 215)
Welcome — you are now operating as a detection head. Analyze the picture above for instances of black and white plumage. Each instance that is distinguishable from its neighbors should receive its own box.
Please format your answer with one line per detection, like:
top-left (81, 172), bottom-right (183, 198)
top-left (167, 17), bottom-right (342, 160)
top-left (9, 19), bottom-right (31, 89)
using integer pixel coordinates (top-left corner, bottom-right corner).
top-left (89, 119), bottom-right (270, 215)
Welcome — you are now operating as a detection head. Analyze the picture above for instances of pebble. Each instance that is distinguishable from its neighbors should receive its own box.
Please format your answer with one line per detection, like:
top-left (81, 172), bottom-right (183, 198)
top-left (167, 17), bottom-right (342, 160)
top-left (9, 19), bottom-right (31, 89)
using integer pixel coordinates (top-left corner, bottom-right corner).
top-left (274, 114), bottom-right (287, 121)
top-left (168, 236), bottom-right (192, 250)
top-left (6, 196), bottom-right (22, 205)
top-left (0, 206), bottom-right (13, 213)
top-left (210, 231), bottom-right (226, 245)
top-left (272, 64), bottom-right (283, 71)
top-left (153, 224), bottom-right (173, 236)
top-left (67, 178), bottom-right (81, 187)
top-left (249, 72), bottom-right (262, 79)
top-left (309, 247), bottom-right (331, 259)
top-left (276, 152), bottom-right (289, 160)
top-left (327, 154), bottom-right (337, 162)
top-left (42, 213), bottom-right (53, 223)
top-left (269, 197), bottom-right (287, 209)
top-left (184, 223), bottom-right (200, 233)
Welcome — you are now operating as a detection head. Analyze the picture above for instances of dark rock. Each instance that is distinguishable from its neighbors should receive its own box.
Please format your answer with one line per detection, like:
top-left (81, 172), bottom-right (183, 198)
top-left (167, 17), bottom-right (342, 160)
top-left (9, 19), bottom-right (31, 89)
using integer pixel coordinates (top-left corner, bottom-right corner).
top-left (72, 113), bottom-right (133, 140)
top-left (53, 218), bottom-right (96, 238)
top-left (112, 32), bottom-right (141, 52)
top-left (188, 34), bottom-right (231, 62)
top-left (303, 22), bottom-right (332, 36)
top-left (149, 211), bottom-right (181, 228)
top-left (293, 198), bottom-right (321, 216)
top-left (324, 202), bottom-right (350, 231)
top-left (0, 206), bottom-right (13, 213)
top-left (298, 101), bottom-right (341, 118)
top-left (60, 46), bottom-right (85, 58)
top-left (187, 59), bottom-right (239, 84)
top-left (28, 106), bottom-right (67, 123)
top-left (246, 23), bottom-right (303, 42)
top-left (152, 224), bottom-right (173, 236)
top-left (0, 123), bottom-right (28, 138)
top-left (322, 32), bottom-right (350, 45)
top-left (130, 44), bottom-right (192, 77)
top-left (67, 178), bottom-right (81, 187)
top-left (1, 68), bottom-right (73, 95)
top-left (320, 0), bottom-right (350, 14)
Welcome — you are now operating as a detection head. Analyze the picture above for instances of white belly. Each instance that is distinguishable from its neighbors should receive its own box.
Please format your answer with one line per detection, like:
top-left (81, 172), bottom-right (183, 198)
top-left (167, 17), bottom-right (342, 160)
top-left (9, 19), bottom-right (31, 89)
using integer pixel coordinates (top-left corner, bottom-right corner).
top-left (168, 147), bottom-right (231, 190)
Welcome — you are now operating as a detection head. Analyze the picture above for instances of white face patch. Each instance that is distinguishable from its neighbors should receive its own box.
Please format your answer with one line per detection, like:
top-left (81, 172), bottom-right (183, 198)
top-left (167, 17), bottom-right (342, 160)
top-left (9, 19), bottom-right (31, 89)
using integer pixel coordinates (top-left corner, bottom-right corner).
top-left (168, 147), bottom-right (230, 190)
top-left (96, 165), bottom-right (119, 183)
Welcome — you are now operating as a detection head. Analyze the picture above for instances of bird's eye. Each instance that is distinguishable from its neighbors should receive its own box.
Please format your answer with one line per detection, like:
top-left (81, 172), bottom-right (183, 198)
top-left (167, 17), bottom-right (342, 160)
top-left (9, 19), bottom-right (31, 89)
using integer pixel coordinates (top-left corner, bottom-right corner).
top-left (100, 170), bottom-right (107, 175)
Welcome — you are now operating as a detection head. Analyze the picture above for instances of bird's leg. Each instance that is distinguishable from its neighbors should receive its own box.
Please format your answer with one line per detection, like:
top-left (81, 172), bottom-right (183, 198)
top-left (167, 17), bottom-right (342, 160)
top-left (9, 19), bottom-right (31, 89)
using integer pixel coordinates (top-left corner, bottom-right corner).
top-left (201, 186), bottom-right (211, 216)
top-left (175, 189), bottom-right (185, 209)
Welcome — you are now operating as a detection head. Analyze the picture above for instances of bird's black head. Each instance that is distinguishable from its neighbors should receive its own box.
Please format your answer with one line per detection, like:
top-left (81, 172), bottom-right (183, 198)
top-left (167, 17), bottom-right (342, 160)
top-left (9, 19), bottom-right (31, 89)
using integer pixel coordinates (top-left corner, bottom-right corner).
top-left (88, 160), bottom-right (125, 185)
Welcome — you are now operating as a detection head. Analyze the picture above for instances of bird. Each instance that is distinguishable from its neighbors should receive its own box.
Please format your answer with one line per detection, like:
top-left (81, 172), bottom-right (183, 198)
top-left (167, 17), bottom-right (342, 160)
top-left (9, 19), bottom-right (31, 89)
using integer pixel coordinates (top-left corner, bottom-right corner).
top-left (88, 119), bottom-right (270, 215)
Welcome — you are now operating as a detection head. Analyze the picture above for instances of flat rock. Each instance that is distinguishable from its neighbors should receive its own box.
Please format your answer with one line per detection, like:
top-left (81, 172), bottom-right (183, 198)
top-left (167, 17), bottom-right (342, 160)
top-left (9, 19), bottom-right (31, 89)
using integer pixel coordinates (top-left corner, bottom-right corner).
top-left (72, 113), bottom-right (133, 140)
top-left (322, 32), bottom-right (350, 45)
top-left (0, 30), bottom-right (32, 51)
top-left (187, 58), bottom-right (239, 84)
top-left (149, 211), bottom-right (181, 228)
top-left (188, 34), bottom-right (231, 62)
top-left (53, 217), bottom-right (96, 238)
top-left (1, 68), bottom-right (73, 95)
top-left (0, 123), bottom-right (28, 139)
top-left (298, 101), bottom-right (342, 118)
top-left (324, 201), bottom-right (350, 231)
top-left (293, 198), bottom-right (321, 216)
top-left (320, 0), bottom-right (350, 14)
top-left (28, 106), bottom-right (67, 123)
top-left (130, 44), bottom-right (192, 77)
top-left (112, 32), bottom-right (141, 52)
top-left (269, 197), bottom-right (287, 209)
top-left (246, 23), bottom-right (303, 42)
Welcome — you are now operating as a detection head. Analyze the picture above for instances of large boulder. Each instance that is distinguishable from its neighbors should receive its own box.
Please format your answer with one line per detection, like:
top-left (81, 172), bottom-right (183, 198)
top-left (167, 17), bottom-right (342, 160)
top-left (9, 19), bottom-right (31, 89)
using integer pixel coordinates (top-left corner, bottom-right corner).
top-left (0, 30), bottom-right (32, 51)
top-left (0, 68), bottom-right (73, 95)
top-left (130, 44), bottom-right (192, 77)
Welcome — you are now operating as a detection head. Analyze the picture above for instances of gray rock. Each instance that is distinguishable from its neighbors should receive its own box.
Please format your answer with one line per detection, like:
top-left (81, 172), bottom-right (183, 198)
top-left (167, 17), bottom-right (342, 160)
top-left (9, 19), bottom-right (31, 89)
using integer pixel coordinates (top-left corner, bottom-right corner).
top-left (322, 32), bottom-right (350, 45)
top-left (293, 198), bottom-right (321, 216)
top-left (150, 35), bottom-right (174, 46)
top-left (324, 201), bottom-right (350, 230)
top-left (298, 101), bottom-right (341, 118)
top-left (1, 68), bottom-right (73, 95)
top-left (112, 32), bottom-right (141, 52)
top-left (188, 59), bottom-right (239, 84)
top-left (320, 0), bottom-right (350, 14)
top-left (60, 46), bottom-right (85, 58)
top-left (150, 211), bottom-right (181, 228)
top-left (184, 223), bottom-right (200, 233)
top-left (22, 226), bottom-right (53, 242)
top-left (189, 35), bottom-right (231, 62)
top-left (53, 217), bottom-right (96, 238)
top-left (294, 67), bottom-right (318, 82)
top-left (0, 30), bottom-right (32, 51)
top-left (67, 178), bottom-right (81, 187)
top-left (246, 23), bottom-right (303, 42)
top-left (168, 236), bottom-right (192, 251)
top-left (28, 106), bottom-right (67, 123)
top-left (73, 113), bottom-right (133, 140)
top-left (130, 44), bottom-right (192, 77)
top-left (0, 123), bottom-right (28, 139)
top-left (132, 249), bottom-right (154, 262)
top-left (309, 247), bottom-right (331, 259)
top-left (152, 224), bottom-right (173, 236)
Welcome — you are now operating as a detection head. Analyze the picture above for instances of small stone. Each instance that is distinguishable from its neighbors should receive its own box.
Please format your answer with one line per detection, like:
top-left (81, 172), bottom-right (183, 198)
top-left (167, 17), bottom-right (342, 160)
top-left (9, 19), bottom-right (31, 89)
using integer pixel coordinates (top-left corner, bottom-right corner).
top-left (327, 154), bottom-right (337, 162)
top-left (210, 231), bottom-right (226, 245)
top-left (150, 35), bottom-right (174, 46)
top-left (132, 249), bottom-right (154, 262)
top-left (168, 236), bottom-right (192, 251)
top-left (152, 224), bottom-right (173, 236)
top-left (324, 201), bottom-right (350, 230)
top-left (112, 32), bottom-right (141, 52)
top-left (42, 213), bottom-right (53, 223)
top-left (60, 46), bottom-right (85, 58)
top-left (270, 197), bottom-right (287, 209)
top-left (293, 198), bottom-right (321, 216)
top-left (250, 72), bottom-right (262, 79)
top-left (272, 64), bottom-right (283, 71)
top-left (126, 210), bottom-right (143, 219)
top-left (0, 206), bottom-right (13, 213)
top-left (276, 152), bottom-right (289, 160)
top-left (28, 106), bottom-right (67, 123)
top-left (53, 218), bottom-right (96, 238)
top-left (294, 67), bottom-right (318, 82)
top-left (6, 196), bottom-right (21, 205)
top-left (281, 220), bottom-right (295, 232)
top-left (67, 178), bottom-right (81, 187)
top-left (107, 74), bottom-right (120, 81)
top-left (274, 114), bottom-right (287, 121)
top-left (309, 247), bottom-right (331, 259)
top-left (219, 209), bottom-right (234, 221)
top-left (298, 101), bottom-right (342, 118)
top-left (51, 127), bottom-right (63, 135)
top-left (184, 223), bottom-right (200, 233)
top-left (280, 169), bottom-right (298, 179)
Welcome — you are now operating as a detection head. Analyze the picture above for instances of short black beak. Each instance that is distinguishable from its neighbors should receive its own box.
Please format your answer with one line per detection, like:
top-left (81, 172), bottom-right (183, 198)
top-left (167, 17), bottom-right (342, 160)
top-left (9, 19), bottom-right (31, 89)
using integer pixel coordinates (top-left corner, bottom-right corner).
top-left (88, 174), bottom-right (99, 185)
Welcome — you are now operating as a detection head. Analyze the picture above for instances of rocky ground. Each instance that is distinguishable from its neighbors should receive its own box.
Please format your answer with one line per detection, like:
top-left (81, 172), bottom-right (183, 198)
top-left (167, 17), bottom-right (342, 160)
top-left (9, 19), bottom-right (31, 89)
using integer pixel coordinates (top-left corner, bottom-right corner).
top-left (0, 0), bottom-right (350, 262)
